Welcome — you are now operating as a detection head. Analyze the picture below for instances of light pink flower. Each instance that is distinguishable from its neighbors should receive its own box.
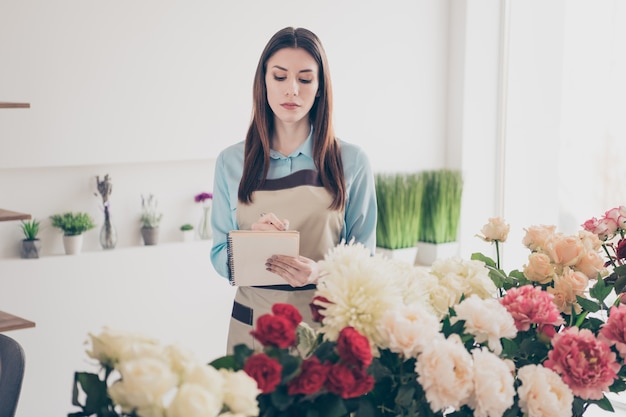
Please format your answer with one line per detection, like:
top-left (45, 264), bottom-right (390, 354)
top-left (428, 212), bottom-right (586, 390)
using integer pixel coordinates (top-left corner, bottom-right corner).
top-left (378, 305), bottom-right (443, 358)
top-left (517, 364), bottom-right (573, 417)
top-left (547, 273), bottom-right (580, 314)
top-left (544, 234), bottom-right (584, 267)
top-left (500, 285), bottom-right (564, 336)
top-left (574, 249), bottom-right (604, 280)
top-left (476, 217), bottom-right (510, 242)
top-left (599, 304), bottom-right (626, 359)
top-left (544, 327), bottom-right (620, 400)
top-left (582, 217), bottom-right (611, 241)
top-left (416, 334), bottom-right (474, 413)
top-left (468, 349), bottom-right (515, 417)
top-left (604, 208), bottom-right (622, 236)
top-left (619, 206), bottom-right (626, 230)
top-left (522, 225), bottom-right (557, 252)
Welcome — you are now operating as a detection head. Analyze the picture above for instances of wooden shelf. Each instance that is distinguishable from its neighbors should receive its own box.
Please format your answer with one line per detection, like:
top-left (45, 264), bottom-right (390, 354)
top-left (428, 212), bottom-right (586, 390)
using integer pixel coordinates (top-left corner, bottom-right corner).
top-left (0, 208), bottom-right (32, 222)
top-left (0, 310), bottom-right (35, 332)
top-left (0, 102), bottom-right (30, 109)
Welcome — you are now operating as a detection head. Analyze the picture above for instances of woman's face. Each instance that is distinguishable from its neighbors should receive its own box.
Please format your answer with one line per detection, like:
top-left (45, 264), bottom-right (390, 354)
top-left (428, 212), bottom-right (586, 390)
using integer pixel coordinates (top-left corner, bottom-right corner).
top-left (265, 47), bottom-right (319, 126)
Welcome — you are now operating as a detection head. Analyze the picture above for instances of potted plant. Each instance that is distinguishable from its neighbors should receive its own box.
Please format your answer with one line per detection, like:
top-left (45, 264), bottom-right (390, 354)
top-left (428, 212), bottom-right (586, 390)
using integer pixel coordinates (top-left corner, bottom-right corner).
top-left (180, 223), bottom-right (194, 242)
top-left (49, 212), bottom-right (96, 255)
top-left (374, 172), bottom-right (425, 265)
top-left (140, 194), bottom-right (163, 246)
top-left (19, 218), bottom-right (41, 259)
top-left (415, 169), bottom-right (464, 265)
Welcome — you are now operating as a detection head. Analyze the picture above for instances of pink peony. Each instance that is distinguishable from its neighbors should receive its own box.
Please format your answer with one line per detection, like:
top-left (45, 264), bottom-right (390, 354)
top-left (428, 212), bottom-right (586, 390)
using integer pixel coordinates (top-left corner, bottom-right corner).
top-left (599, 305), bottom-right (626, 359)
top-left (544, 327), bottom-right (620, 400)
top-left (500, 285), bottom-right (564, 336)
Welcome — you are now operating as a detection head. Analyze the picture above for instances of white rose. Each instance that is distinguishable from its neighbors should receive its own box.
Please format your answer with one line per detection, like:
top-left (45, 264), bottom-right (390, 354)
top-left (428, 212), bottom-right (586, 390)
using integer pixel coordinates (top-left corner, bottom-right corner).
top-left (183, 364), bottom-right (224, 399)
top-left (477, 217), bottom-right (510, 242)
top-left (468, 349), bottom-right (515, 417)
top-left (108, 357), bottom-right (177, 416)
top-left (517, 365), bottom-right (573, 417)
top-left (86, 326), bottom-right (162, 366)
top-left (416, 334), bottom-right (474, 413)
top-left (220, 370), bottom-right (260, 416)
top-left (167, 383), bottom-right (222, 417)
top-left (451, 295), bottom-right (517, 355)
top-left (166, 344), bottom-right (199, 379)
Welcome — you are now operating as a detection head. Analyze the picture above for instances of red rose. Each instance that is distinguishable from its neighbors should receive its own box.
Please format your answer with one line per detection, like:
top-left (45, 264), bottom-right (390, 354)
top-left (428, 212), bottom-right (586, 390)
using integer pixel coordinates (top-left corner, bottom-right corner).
top-left (310, 296), bottom-right (330, 323)
top-left (337, 327), bottom-right (372, 369)
top-left (325, 363), bottom-right (374, 399)
top-left (272, 303), bottom-right (303, 327)
top-left (617, 239), bottom-right (626, 261)
top-left (287, 356), bottom-right (330, 395)
top-left (243, 353), bottom-right (283, 394)
top-left (251, 314), bottom-right (297, 348)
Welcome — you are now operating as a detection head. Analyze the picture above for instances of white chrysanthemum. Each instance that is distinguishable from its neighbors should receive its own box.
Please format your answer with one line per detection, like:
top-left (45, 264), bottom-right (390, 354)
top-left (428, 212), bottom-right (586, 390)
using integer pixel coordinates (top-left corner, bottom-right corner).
top-left (468, 349), bottom-right (515, 417)
top-left (451, 295), bottom-right (517, 354)
top-left (167, 383), bottom-right (222, 417)
top-left (220, 369), bottom-right (260, 416)
top-left (378, 304), bottom-right (443, 358)
top-left (416, 334), bottom-right (474, 413)
top-left (316, 241), bottom-right (404, 350)
top-left (517, 365), bottom-right (573, 417)
top-left (108, 357), bottom-right (177, 417)
top-left (387, 260), bottom-right (440, 313)
top-left (431, 258), bottom-right (497, 304)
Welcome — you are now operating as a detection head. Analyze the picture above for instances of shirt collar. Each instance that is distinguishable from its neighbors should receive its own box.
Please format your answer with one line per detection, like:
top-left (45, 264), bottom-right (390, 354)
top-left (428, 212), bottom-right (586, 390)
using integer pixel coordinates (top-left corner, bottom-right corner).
top-left (269, 125), bottom-right (314, 159)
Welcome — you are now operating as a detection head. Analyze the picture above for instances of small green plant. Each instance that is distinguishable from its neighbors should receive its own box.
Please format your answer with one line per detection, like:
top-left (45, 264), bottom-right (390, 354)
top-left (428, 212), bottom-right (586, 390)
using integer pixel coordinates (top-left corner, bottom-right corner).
top-left (19, 218), bottom-right (40, 240)
top-left (418, 169), bottom-right (463, 244)
top-left (375, 172), bottom-right (425, 249)
top-left (49, 212), bottom-right (96, 236)
top-left (140, 194), bottom-right (163, 229)
top-left (180, 223), bottom-right (193, 231)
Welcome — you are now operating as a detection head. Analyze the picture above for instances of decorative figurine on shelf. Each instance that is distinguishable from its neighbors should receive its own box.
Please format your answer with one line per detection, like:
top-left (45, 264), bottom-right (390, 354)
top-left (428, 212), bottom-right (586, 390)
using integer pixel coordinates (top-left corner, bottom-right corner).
top-left (95, 174), bottom-right (117, 250)
top-left (194, 192), bottom-right (213, 240)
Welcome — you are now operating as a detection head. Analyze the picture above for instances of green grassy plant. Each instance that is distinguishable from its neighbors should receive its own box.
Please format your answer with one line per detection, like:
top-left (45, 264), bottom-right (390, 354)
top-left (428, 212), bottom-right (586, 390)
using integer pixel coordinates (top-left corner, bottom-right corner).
top-left (50, 212), bottom-right (96, 236)
top-left (375, 172), bottom-right (425, 249)
top-left (20, 218), bottom-right (40, 240)
top-left (418, 169), bottom-right (463, 243)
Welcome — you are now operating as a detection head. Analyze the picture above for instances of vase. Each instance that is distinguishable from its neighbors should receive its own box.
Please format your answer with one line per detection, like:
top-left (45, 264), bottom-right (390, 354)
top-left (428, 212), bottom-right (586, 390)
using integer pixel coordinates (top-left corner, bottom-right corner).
top-left (99, 207), bottom-right (117, 250)
top-left (182, 229), bottom-right (194, 242)
top-left (141, 227), bottom-right (159, 246)
top-left (415, 241), bottom-right (459, 266)
top-left (63, 234), bottom-right (84, 255)
top-left (197, 205), bottom-right (212, 240)
top-left (21, 239), bottom-right (41, 259)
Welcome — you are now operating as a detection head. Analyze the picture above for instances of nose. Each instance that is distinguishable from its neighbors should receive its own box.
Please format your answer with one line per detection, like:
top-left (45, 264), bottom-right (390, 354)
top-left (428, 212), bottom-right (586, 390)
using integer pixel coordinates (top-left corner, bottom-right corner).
top-left (285, 80), bottom-right (298, 97)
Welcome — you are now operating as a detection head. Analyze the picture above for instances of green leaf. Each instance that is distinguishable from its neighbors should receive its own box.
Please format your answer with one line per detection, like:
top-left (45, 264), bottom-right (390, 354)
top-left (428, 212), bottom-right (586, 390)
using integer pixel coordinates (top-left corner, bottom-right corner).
top-left (589, 395), bottom-right (615, 412)
top-left (576, 295), bottom-right (600, 313)
top-left (590, 276), bottom-right (613, 303)
top-left (471, 252), bottom-right (496, 268)
top-left (613, 265), bottom-right (626, 294)
top-left (209, 355), bottom-right (237, 370)
top-left (73, 372), bottom-right (109, 414)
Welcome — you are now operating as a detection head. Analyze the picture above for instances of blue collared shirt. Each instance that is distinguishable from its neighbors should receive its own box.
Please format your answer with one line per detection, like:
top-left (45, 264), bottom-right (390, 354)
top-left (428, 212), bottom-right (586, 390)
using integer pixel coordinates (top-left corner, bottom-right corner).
top-left (210, 131), bottom-right (377, 278)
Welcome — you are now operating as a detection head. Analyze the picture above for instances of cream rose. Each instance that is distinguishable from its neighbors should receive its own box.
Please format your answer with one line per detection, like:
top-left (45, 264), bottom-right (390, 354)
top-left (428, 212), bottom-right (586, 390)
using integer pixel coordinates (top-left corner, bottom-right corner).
top-left (544, 234), bottom-right (584, 267)
top-left (517, 364), bottom-right (573, 417)
top-left (167, 383), bottom-right (222, 417)
top-left (220, 369), bottom-right (260, 416)
top-left (86, 326), bottom-right (163, 366)
top-left (477, 217), bottom-right (510, 242)
top-left (522, 225), bottom-right (557, 251)
top-left (523, 252), bottom-right (555, 284)
top-left (183, 364), bottom-right (224, 398)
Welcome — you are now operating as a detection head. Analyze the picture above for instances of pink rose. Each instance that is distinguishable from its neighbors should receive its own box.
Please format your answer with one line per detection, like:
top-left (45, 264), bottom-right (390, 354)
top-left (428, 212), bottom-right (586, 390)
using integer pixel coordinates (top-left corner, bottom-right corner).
top-left (500, 285), bottom-right (564, 334)
top-left (582, 217), bottom-right (611, 241)
top-left (523, 252), bottom-right (554, 284)
top-left (574, 250), bottom-right (604, 280)
top-left (604, 208), bottom-right (621, 235)
top-left (522, 225), bottom-right (557, 251)
top-left (545, 327), bottom-right (619, 400)
top-left (544, 234), bottom-right (584, 267)
top-left (477, 217), bottom-right (510, 242)
top-left (599, 305), bottom-right (626, 359)
top-left (619, 206), bottom-right (626, 230)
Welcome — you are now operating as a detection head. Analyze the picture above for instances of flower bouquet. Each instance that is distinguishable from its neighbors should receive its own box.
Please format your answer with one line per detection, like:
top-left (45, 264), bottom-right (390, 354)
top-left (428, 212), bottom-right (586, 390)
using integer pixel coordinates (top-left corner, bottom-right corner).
top-left (68, 327), bottom-right (260, 417)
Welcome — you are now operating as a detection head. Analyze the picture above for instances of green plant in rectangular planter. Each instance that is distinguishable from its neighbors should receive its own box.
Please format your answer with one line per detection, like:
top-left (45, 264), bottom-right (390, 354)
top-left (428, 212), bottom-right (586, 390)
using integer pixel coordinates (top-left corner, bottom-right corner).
top-left (418, 169), bottom-right (463, 244)
top-left (375, 172), bottom-right (425, 250)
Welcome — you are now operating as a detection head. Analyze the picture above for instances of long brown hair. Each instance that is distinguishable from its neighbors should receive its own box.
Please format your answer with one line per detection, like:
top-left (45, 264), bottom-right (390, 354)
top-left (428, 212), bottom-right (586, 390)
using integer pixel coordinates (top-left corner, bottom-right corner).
top-left (238, 27), bottom-right (346, 210)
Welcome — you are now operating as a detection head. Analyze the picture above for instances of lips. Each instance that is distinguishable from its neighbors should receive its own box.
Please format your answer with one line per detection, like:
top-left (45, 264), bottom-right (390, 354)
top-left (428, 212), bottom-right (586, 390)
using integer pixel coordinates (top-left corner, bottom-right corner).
top-left (281, 103), bottom-right (300, 110)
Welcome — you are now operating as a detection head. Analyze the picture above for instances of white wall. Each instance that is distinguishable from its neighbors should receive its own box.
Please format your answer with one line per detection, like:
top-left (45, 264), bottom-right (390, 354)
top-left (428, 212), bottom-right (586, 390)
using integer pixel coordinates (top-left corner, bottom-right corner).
top-left (0, 2), bottom-right (452, 417)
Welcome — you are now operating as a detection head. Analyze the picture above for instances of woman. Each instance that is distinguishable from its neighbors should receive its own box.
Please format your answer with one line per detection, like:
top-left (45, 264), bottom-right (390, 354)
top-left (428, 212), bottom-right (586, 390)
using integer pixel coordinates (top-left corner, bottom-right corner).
top-left (210, 27), bottom-right (377, 353)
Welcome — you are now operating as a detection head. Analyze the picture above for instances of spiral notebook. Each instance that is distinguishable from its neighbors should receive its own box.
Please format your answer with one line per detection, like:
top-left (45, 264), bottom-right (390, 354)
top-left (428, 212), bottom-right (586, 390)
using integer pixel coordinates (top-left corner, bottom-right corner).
top-left (227, 230), bottom-right (300, 286)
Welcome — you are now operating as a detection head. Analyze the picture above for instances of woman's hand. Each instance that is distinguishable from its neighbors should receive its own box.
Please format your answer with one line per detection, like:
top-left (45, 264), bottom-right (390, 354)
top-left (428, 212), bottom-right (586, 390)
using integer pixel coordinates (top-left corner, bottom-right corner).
top-left (265, 255), bottom-right (320, 287)
top-left (252, 212), bottom-right (290, 231)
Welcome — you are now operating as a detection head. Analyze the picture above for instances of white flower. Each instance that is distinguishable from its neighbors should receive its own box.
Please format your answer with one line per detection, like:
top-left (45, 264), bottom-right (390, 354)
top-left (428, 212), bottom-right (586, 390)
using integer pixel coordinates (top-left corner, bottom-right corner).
top-left (378, 304), bottom-right (443, 358)
top-left (86, 326), bottom-right (163, 367)
top-left (107, 357), bottom-right (177, 417)
top-left (468, 348), bottom-right (515, 417)
top-left (388, 260), bottom-right (440, 314)
top-left (220, 369), bottom-right (260, 416)
top-left (316, 241), bottom-right (404, 350)
top-left (166, 343), bottom-right (199, 380)
top-left (451, 295), bottom-right (517, 355)
top-left (517, 364), bottom-right (574, 417)
top-left (295, 321), bottom-right (318, 357)
top-left (430, 258), bottom-right (497, 307)
top-left (167, 383), bottom-right (222, 417)
top-left (183, 364), bottom-right (224, 399)
top-left (416, 334), bottom-right (474, 413)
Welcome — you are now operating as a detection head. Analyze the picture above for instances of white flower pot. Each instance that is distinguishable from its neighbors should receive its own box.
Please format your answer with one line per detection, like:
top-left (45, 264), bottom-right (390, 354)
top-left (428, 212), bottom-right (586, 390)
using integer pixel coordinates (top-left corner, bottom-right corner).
top-left (181, 230), bottom-right (194, 242)
top-left (63, 234), bottom-right (84, 255)
top-left (376, 246), bottom-right (419, 265)
top-left (415, 241), bottom-right (459, 266)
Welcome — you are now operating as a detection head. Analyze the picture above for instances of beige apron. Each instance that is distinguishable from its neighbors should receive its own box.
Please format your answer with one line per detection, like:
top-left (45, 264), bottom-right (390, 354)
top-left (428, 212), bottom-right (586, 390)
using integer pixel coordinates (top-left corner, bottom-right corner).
top-left (227, 169), bottom-right (343, 353)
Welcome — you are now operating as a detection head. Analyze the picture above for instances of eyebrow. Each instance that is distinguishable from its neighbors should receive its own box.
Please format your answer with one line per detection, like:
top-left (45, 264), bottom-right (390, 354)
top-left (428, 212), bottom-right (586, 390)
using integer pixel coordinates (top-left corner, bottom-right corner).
top-left (271, 65), bottom-right (315, 74)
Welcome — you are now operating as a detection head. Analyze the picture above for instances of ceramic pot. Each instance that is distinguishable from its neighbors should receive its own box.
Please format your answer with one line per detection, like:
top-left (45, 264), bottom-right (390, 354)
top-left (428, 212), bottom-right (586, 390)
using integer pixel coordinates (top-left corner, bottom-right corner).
top-left (63, 234), bottom-right (84, 255)
top-left (141, 227), bottom-right (159, 246)
top-left (21, 239), bottom-right (41, 259)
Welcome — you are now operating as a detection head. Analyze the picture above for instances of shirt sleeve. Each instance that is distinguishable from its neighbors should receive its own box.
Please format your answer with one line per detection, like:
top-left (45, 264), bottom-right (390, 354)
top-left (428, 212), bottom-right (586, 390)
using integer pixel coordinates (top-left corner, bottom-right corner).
top-left (343, 146), bottom-right (377, 254)
top-left (210, 150), bottom-right (237, 279)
